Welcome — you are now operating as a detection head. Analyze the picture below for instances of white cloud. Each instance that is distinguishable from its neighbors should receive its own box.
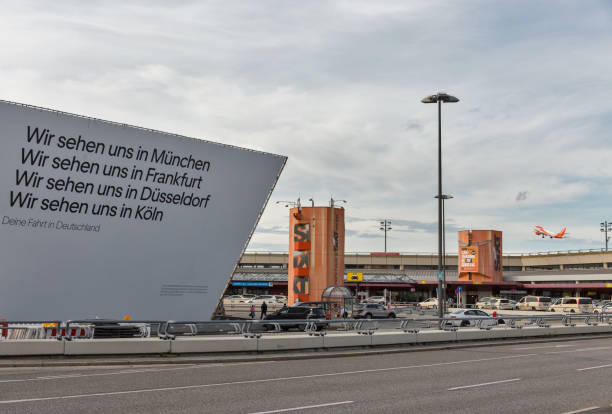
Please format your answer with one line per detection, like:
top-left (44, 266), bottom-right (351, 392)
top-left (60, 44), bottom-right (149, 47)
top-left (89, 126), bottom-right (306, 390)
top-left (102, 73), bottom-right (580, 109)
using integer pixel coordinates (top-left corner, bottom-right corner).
top-left (2, 1), bottom-right (612, 253)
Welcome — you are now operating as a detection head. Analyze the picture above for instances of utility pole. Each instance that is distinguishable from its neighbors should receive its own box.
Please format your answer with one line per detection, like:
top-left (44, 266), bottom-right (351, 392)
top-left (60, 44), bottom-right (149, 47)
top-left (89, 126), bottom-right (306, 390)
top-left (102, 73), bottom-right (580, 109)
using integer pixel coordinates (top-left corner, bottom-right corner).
top-left (379, 220), bottom-right (392, 253)
top-left (601, 221), bottom-right (612, 251)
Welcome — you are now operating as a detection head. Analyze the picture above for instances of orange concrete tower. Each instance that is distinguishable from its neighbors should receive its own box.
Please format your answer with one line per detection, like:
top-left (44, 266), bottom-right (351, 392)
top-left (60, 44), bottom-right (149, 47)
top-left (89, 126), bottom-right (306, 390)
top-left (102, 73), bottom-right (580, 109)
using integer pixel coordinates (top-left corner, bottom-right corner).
top-left (288, 206), bottom-right (345, 304)
top-left (458, 230), bottom-right (503, 282)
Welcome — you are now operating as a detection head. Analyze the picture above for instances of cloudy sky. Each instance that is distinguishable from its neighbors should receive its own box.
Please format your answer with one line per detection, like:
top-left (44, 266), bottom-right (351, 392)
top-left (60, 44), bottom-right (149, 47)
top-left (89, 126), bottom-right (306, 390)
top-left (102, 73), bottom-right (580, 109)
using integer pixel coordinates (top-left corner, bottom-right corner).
top-left (3, 1), bottom-right (612, 253)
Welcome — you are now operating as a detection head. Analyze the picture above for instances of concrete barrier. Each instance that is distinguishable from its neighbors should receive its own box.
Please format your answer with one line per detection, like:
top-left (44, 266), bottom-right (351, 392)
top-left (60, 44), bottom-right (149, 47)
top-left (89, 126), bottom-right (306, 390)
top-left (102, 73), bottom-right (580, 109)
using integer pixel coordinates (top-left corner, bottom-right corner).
top-left (64, 338), bottom-right (171, 355)
top-left (258, 334), bottom-right (324, 352)
top-left (2, 324), bottom-right (612, 357)
top-left (415, 330), bottom-right (457, 344)
top-left (171, 336), bottom-right (257, 354)
top-left (324, 332), bottom-right (372, 348)
top-left (456, 328), bottom-right (509, 341)
top-left (371, 331), bottom-right (416, 346)
top-left (0, 339), bottom-right (64, 356)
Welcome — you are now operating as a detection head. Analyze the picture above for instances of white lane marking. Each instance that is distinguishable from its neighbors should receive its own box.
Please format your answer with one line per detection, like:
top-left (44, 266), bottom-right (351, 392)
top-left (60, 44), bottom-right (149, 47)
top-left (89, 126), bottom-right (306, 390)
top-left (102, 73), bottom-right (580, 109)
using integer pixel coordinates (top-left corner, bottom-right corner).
top-left (248, 401), bottom-right (354, 413)
top-left (0, 354), bottom-right (539, 404)
top-left (559, 407), bottom-right (600, 414)
top-left (576, 363), bottom-right (612, 371)
top-left (515, 344), bottom-right (575, 350)
top-left (448, 378), bottom-right (520, 391)
top-left (0, 361), bottom-right (272, 384)
top-left (546, 346), bottom-right (612, 355)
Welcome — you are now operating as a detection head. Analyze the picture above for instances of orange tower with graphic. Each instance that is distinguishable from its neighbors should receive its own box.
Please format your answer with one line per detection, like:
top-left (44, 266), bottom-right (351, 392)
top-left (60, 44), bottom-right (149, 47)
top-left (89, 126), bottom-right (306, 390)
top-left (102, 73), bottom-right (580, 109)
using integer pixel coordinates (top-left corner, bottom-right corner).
top-left (458, 230), bottom-right (502, 282)
top-left (288, 206), bottom-right (345, 304)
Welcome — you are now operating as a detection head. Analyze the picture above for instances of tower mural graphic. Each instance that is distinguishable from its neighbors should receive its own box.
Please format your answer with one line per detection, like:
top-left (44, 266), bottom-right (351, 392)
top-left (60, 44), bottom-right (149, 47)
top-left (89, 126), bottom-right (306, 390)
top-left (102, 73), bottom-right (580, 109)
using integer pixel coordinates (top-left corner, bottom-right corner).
top-left (288, 206), bottom-right (345, 304)
top-left (458, 230), bottom-right (503, 282)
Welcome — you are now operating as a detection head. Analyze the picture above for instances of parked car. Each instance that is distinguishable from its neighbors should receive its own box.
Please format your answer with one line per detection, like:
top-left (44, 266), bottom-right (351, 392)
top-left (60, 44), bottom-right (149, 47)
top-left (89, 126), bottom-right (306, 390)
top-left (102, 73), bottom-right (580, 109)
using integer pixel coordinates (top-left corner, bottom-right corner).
top-left (272, 295), bottom-right (288, 304)
top-left (363, 296), bottom-right (387, 304)
top-left (600, 305), bottom-right (612, 315)
top-left (418, 298), bottom-right (439, 309)
top-left (550, 297), bottom-right (594, 313)
top-left (516, 296), bottom-right (552, 311)
top-left (223, 295), bottom-right (252, 304)
top-left (475, 297), bottom-right (494, 309)
top-left (353, 303), bottom-right (396, 319)
top-left (443, 309), bottom-right (503, 328)
top-left (245, 295), bottom-right (282, 305)
top-left (489, 298), bottom-right (515, 310)
top-left (263, 306), bottom-right (327, 331)
top-left (593, 300), bottom-right (612, 314)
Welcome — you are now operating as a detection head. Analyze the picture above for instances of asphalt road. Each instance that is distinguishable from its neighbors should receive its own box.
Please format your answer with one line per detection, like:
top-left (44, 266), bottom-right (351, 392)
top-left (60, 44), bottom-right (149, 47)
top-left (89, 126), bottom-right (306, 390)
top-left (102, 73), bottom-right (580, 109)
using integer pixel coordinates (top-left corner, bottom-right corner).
top-left (1, 337), bottom-right (612, 413)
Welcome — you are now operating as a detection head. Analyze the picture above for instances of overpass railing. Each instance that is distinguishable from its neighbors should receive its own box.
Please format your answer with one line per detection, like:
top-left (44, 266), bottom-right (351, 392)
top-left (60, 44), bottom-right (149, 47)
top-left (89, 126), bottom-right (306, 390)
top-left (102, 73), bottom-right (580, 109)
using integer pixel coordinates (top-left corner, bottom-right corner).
top-left (0, 312), bottom-right (610, 341)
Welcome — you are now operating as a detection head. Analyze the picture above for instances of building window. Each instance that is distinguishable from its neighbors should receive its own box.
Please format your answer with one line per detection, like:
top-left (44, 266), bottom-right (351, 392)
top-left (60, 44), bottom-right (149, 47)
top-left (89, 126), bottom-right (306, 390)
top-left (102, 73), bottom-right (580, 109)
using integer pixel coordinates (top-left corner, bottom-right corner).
top-left (564, 263), bottom-right (604, 270)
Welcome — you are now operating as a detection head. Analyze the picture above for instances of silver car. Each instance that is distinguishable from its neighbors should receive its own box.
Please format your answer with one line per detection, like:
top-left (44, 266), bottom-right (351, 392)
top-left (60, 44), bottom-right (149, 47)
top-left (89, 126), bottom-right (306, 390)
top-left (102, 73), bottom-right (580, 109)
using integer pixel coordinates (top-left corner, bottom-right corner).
top-left (489, 298), bottom-right (516, 310)
top-left (444, 309), bottom-right (502, 328)
top-left (353, 303), bottom-right (396, 319)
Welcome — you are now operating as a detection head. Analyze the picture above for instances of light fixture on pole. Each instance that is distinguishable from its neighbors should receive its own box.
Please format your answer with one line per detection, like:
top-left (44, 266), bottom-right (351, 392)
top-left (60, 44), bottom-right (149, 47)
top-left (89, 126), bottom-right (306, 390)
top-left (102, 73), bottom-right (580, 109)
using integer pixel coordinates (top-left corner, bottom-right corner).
top-left (276, 198), bottom-right (304, 215)
top-left (379, 220), bottom-right (392, 253)
top-left (422, 92), bottom-right (459, 324)
top-left (601, 221), bottom-right (612, 251)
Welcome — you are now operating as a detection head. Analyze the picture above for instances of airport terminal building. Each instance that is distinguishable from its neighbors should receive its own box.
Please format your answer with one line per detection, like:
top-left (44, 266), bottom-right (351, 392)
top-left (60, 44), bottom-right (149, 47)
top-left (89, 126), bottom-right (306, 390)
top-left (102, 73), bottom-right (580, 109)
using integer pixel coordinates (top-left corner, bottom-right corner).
top-left (230, 250), bottom-right (612, 304)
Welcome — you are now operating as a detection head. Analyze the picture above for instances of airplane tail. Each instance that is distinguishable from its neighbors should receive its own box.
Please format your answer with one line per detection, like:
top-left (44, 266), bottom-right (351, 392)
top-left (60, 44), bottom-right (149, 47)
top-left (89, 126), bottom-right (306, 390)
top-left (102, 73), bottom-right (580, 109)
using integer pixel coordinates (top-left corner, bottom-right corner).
top-left (554, 228), bottom-right (566, 238)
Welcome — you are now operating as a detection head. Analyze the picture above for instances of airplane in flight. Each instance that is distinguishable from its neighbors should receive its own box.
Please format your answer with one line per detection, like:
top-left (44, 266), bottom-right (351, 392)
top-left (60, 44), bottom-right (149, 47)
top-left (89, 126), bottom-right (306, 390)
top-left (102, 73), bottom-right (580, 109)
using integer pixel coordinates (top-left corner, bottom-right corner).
top-left (534, 226), bottom-right (567, 239)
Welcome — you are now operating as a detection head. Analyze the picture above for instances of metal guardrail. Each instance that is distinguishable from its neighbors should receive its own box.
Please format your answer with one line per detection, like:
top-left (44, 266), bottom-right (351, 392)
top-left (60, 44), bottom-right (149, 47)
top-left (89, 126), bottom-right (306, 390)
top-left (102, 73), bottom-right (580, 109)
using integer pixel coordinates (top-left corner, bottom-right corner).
top-left (2, 313), bottom-right (611, 341)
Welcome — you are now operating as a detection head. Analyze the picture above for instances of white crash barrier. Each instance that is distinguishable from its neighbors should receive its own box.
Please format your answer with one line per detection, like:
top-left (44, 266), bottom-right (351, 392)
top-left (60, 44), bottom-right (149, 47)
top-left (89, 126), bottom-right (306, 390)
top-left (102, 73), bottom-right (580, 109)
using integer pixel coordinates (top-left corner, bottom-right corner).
top-left (64, 338), bottom-right (171, 355)
top-left (1, 320), bottom-right (612, 357)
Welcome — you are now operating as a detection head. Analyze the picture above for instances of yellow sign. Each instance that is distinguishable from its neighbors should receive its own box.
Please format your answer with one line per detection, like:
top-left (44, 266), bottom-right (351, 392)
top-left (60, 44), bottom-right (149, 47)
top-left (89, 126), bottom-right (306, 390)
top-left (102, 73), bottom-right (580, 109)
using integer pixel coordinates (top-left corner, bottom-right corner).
top-left (607, 283), bottom-right (612, 288)
top-left (419, 280), bottom-right (427, 284)
top-left (473, 281), bottom-right (482, 285)
top-left (347, 272), bottom-right (363, 282)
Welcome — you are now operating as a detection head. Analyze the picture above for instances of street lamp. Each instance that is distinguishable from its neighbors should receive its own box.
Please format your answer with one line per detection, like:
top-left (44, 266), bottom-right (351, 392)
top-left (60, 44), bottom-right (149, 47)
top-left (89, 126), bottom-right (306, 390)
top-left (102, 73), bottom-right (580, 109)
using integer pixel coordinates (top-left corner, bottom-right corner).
top-left (379, 220), bottom-right (392, 253)
top-left (601, 221), bottom-right (612, 251)
top-left (422, 92), bottom-right (459, 324)
top-left (436, 194), bottom-right (453, 312)
top-left (276, 198), bottom-right (302, 214)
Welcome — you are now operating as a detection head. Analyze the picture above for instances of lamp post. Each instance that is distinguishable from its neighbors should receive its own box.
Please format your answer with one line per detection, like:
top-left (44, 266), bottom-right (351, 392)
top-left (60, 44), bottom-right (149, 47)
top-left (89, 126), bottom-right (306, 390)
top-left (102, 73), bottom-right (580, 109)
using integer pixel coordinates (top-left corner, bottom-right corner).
top-left (379, 220), bottom-right (392, 253)
top-left (436, 194), bottom-right (453, 312)
top-left (601, 221), bottom-right (612, 251)
top-left (422, 92), bottom-right (459, 324)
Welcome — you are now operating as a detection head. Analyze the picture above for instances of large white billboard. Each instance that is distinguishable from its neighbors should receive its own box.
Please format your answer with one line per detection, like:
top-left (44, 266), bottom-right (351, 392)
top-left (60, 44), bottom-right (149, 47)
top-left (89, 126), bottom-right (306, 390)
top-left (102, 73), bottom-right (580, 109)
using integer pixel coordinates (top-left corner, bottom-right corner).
top-left (0, 100), bottom-right (286, 320)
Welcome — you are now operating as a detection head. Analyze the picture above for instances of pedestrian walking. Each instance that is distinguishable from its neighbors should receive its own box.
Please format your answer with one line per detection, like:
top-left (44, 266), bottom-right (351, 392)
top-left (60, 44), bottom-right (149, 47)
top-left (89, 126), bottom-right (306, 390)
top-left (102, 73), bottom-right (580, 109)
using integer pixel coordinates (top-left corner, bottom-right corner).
top-left (260, 301), bottom-right (268, 319)
top-left (249, 304), bottom-right (255, 319)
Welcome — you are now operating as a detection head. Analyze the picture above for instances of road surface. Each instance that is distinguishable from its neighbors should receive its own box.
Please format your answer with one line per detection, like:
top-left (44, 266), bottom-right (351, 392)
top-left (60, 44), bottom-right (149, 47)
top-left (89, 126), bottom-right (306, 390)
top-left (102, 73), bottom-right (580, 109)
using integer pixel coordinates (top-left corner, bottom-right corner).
top-left (0, 337), bottom-right (611, 413)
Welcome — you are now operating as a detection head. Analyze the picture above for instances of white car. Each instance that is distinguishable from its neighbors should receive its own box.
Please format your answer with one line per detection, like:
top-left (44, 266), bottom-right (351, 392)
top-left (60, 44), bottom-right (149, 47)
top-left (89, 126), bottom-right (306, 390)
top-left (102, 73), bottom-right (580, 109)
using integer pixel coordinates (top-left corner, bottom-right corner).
top-left (222, 295), bottom-right (252, 304)
top-left (444, 309), bottom-right (502, 328)
top-left (363, 296), bottom-right (387, 304)
top-left (272, 295), bottom-right (288, 304)
top-left (419, 298), bottom-right (439, 309)
top-left (245, 295), bottom-right (281, 305)
top-left (489, 298), bottom-right (516, 310)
